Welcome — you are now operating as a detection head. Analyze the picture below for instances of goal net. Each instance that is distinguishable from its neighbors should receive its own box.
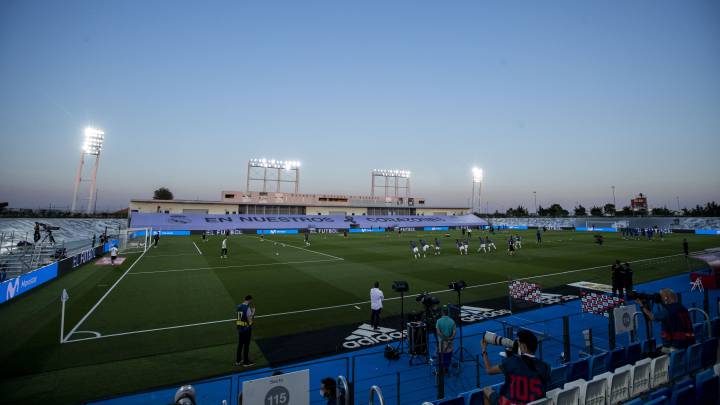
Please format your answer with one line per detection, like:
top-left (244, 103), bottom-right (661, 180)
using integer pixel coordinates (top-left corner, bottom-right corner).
top-left (119, 228), bottom-right (152, 254)
top-left (584, 219), bottom-right (628, 231)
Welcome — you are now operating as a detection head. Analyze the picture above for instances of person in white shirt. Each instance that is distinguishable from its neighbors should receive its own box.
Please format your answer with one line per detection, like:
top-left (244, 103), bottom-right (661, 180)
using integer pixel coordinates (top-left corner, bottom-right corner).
top-left (221, 237), bottom-right (228, 259)
top-left (110, 245), bottom-right (119, 265)
top-left (370, 281), bottom-right (384, 330)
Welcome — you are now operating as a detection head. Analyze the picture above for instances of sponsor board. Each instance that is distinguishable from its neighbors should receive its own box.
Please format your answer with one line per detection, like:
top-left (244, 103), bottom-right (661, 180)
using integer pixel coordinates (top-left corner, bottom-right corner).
top-left (95, 257), bottom-right (127, 266)
top-left (696, 229), bottom-right (720, 235)
top-left (257, 229), bottom-right (299, 235)
top-left (242, 369), bottom-right (309, 405)
top-left (398, 227), bottom-right (417, 232)
top-left (424, 226), bottom-right (449, 231)
top-left (310, 228), bottom-right (338, 234)
top-left (348, 228), bottom-right (385, 233)
top-left (152, 230), bottom-right (191, 236)
top-left (568, 281), bottom-right (614, 293)
top-left (343, 323), bottom-right (405, 349)
top-left (0, 263), bottom-right (58, 305)
top-left (71, 247), bottom-right (97, 269)
top-left (460, 305), bottom-right (512, 323)
top-left (534, 292), bottom-right (578, 305)
top-left (576, 227), bottom-right (617, 233)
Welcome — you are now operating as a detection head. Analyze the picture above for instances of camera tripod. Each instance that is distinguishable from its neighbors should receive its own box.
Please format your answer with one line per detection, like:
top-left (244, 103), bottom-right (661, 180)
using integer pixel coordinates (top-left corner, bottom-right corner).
top-left (453, 288), bottom-right (473, 362)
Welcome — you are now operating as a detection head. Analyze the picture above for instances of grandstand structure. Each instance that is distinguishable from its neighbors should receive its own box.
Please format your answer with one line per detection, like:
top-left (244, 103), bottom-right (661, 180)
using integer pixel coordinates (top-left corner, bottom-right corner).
top-left (129, 190), bottom-right (469, 216)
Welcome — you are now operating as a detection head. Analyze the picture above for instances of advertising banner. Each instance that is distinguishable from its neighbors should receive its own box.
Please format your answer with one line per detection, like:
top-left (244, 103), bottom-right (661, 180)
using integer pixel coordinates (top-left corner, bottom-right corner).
top-left (0, 262), bottom-right (58, 305)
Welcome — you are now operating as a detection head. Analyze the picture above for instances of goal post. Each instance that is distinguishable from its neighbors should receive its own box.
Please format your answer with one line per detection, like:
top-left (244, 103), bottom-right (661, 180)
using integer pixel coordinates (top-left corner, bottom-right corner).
top-left (119, 228), bottom-right (152, 253)
top-left (584, 219), bottom-right (628, 231)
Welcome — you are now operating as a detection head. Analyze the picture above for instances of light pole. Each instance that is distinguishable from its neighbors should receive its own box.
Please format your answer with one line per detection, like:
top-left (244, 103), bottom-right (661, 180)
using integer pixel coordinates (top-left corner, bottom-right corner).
top-left (533, 191), bottom-right (537, 215)
top-left (472, 167), bottom-right (482, 214)
top-left (71, 127), bottom-right (104, 213)
top-left (611, 186), bottom-right (616, 209)
top-left (676, 196), bottom-right (681, 212)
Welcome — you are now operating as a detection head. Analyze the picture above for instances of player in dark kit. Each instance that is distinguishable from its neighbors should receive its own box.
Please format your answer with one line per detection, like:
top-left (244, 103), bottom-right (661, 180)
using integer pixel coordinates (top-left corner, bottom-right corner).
top-left (683, 239), bottom-right (689, 257)
top-left (304, 231), bottom-right (310, 246)
top-left (536, 229), bottom-right (542, 245)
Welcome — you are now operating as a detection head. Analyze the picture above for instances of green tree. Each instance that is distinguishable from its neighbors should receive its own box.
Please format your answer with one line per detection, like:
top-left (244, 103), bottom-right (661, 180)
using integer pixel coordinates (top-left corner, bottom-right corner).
top-left (603, 203), bottom-right (616, 216)
top-left (590, 206), bottom-right (603, 216)
top-left (547, 203), bottom-right (569, 217)
top-left (574, 205), bottom-right (587, 216)
top-left (153, 187), bottom-right (174, 200)
top-left (651, 207), bottom-right (672, 216)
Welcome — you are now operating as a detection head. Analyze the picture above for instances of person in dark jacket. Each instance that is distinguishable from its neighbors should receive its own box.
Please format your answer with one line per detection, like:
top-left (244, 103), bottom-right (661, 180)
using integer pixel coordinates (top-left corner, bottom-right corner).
top-left (611, 260), bottom-right (623, 296)
top-left (637, 288), bottom-right (695, 352)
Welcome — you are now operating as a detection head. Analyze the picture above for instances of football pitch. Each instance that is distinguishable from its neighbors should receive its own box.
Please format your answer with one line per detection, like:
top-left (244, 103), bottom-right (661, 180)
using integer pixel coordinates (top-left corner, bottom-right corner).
top-left (1, 229), bottom-right (719, 404)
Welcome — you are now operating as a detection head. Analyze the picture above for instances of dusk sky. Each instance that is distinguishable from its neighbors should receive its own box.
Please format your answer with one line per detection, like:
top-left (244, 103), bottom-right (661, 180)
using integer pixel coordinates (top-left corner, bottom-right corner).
top-left (1, 0), bottom-right (719, 212)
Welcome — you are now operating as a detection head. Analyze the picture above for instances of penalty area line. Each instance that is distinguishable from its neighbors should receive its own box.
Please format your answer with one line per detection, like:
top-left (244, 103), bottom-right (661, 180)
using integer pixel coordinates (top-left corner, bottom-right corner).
top-left (62, 246), bottom-right (151, 343)
top-left (258, 236), bottom-right (344, 261)
top-left (192, 241), bottom-right (203, 255)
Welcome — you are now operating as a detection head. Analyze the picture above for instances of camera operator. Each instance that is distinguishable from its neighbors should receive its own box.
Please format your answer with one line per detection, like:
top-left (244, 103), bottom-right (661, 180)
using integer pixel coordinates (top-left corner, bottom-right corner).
top-left (435, 306), bottom-right (456, 374)
top-left (611, 260), bottom-right (623, 296)
top-left (481, 329), bottom-right (550, 405)
top-left (636, 288), bottom-right (695, 353)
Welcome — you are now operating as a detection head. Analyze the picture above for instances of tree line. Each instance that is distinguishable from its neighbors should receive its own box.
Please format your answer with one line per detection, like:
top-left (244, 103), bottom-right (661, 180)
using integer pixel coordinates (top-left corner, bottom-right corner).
top-left (481, 201), bottom-right (720, 218)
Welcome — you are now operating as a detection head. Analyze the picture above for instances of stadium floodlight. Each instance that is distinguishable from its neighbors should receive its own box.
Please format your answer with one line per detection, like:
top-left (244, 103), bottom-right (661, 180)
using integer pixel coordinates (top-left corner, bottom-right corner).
top-left (472, 167), bottom-right (483, 183)
top-left (249, 158), bottom-right (301, 170)
top-left (82, 127), bottom-right (105, 156)
top-left (471, 167), bottom-right (483, 214)
top-left (247, 158), bottom-right (301, 193)
top-left (71, 126), bottom-right (105, 214)
top-left (371, 168), bottom-right (411, 197)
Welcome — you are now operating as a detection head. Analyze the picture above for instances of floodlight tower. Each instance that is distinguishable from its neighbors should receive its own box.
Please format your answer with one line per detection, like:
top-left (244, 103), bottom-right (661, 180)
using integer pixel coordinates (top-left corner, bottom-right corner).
top-left (246, 158), bottom-right (301, 193)
top-left (71, 127), bottom-right (105, 213)
top-left (471, 167), bottom-right (483, 214)
top-left (371, 169), bottom-right (411, 198)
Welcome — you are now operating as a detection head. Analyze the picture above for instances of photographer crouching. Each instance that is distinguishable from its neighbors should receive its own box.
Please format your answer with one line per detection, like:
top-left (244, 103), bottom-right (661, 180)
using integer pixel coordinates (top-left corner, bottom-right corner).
top-left (481, 329), bottom-right (550, 405)
top-left (635, 288), bottom-right (695, 353)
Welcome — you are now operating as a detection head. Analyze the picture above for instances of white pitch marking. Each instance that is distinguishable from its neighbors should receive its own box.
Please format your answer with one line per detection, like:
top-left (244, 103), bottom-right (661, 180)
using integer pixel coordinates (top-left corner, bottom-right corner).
top-left (257, 236), bottom-right (344, 261)
top-left (128, 258), bottom-right (342, 275)
top-left (63, 247), bottom-right (150, 343)
top-left (74, 330), bottom-right (102, 338)
top-left (61, 250), bottom-right (706, 343)
top-left (192, 241), bottom-right (203, 255)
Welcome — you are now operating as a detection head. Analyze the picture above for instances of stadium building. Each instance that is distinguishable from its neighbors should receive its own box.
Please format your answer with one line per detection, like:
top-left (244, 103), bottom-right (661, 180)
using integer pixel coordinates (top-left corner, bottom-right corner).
top-left (128, 191), bottom-right (470, 217)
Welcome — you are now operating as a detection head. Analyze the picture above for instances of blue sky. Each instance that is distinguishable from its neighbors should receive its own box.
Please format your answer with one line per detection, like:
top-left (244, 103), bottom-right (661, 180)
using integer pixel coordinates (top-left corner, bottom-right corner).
top-left (1, 0), bottom-right (718, 212)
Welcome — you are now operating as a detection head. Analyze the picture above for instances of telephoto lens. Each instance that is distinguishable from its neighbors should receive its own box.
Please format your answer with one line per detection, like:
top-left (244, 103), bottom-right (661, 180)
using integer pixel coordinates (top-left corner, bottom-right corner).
top-left (483, 331), bottom-right (515, 349)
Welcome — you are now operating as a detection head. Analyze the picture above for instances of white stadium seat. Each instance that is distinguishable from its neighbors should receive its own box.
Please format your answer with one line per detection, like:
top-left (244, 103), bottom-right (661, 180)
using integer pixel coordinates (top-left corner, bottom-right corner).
top-left (595, 368), bottom-right (630, 405)
top-left (547, 385), bottom-right (580, 405)
top-left (582, 377), bottom-right (608, 405)
top-left (650, 355), bottom-right (670, 388)
top-left (629, 359), bottom-right (651, 397)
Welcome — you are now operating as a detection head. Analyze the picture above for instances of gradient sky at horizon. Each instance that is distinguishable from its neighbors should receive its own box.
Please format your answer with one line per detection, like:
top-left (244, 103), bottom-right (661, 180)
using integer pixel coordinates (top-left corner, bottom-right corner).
top-left (1, 0), bottom-right (719, 212)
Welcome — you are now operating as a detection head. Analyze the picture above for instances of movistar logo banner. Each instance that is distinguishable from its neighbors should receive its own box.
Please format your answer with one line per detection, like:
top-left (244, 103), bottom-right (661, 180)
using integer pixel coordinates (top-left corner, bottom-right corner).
top-left (0, 263), bottom-right (58, 305)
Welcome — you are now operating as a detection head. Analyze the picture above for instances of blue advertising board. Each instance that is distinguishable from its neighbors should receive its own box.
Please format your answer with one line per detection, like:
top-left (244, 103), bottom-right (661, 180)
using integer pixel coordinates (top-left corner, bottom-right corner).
top-left (0, 262), bottom-right (58, 305)
top-left (256, 229), bottom-right (299, 235)
top-left (349, 228), bottom-right (385, 233)
top-left (696, 229), bottom-right (720, 235)
top-left (424, 226), bottom-right (449, 231)
top-left (576, 227), bottom-right (617, 233)
top-left (153, 230), bottom-right (191, 236)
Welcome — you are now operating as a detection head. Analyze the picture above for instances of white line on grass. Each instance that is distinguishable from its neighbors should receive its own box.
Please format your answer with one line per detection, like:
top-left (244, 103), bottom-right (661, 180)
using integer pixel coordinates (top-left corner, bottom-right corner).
top-left (192, 241), bottom-right (203, 255)
top-left (62, 246), bottom-right (151, 343)
top-left (258, 236), bottom-right (344, 261)
top-left (128, 258), bottom-right (343, 275)
top-left (62, 250), bottom-right (703, 343)
top-left (143, 253), bottom-right (199, 259)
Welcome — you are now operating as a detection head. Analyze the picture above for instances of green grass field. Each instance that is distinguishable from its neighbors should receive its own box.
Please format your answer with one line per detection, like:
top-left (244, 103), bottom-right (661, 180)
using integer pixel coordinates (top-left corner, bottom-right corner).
top-left (1, 229), bottom-right (718, 404)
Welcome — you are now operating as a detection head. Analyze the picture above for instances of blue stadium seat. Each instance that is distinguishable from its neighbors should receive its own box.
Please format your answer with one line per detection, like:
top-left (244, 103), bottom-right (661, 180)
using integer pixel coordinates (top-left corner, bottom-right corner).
top-left (669, 384), bottom-right (694, 405)
top-left (436, 397), bottom-right (464, 405)
top-left (549, 364), bottom-right (568, 390)
top-left (645, 395), bottom-right (669, 405)
top-left (712, 317), bottom-right (720, 338)
top-left (462, 388), bottom-right (483, 405)
top-left (649, 387), bottom-right (672, 400)
top-left (701, 337), bottom-right (718, 369)
top-left (623, 399), bottom-right (642, 405)
top-left (693, 323), bottom-right (705, 342)
top-left (696, 375), bottom-right (719, 404)
top-left (567, 358), bottom-right (590, 381)
top-left (590, 352), bottom-right (608, 377)
top-left (626, 342), bottom-right (642, 365)
top-left (643, 338), bottom-right (657, 355)
top-left (686, 343), bottom-right (702, 375)
top-left (669, 349), bottom-right (688, 381)
top-left (607, 348), bottom-right (626, 372)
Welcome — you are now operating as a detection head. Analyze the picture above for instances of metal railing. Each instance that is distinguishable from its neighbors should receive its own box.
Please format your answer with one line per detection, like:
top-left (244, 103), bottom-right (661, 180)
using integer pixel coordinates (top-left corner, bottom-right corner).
top-left (368, 385), bottom-right (385, 405)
